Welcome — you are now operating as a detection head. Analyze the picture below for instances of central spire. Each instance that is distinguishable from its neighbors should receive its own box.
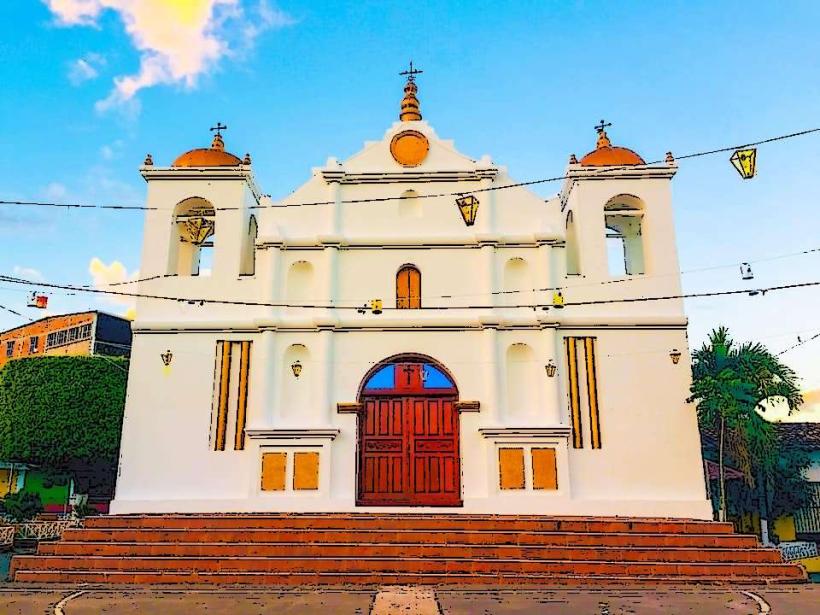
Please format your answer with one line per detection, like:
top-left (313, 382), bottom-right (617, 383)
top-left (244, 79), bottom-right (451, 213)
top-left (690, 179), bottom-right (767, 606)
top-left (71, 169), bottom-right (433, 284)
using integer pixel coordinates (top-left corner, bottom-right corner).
top-left (399, 61), bottom-right (423, 121)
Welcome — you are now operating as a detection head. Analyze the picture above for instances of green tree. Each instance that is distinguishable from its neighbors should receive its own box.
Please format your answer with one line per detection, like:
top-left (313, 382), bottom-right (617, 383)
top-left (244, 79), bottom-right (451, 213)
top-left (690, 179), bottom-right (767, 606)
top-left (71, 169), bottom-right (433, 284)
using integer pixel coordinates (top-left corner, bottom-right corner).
top-left (0, 356), bottom-right (128, 496)
top-left (689, 327), bottom-right (802, 530)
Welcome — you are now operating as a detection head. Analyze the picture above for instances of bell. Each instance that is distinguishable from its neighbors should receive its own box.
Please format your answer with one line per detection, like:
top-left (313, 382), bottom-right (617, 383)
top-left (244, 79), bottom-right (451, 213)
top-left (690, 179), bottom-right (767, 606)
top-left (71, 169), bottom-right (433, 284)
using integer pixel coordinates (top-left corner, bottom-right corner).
top-left (730, 148), bottom-right (756, 179)
top-left (455, 194), bottom-right (480, 226)
top-left (740, 262), bottom-right (754, 280)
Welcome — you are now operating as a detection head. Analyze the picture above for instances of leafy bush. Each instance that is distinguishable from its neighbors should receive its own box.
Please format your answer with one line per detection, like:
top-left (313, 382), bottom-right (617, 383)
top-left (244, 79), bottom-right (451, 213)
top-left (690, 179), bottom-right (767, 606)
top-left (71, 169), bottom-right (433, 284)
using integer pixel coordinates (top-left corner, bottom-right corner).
top-left (71, 501), bottom-right (98, 519)
top-left (1, 492), bottom-right (43, 522)
top-left (0, 356), bottom-right (128, 495)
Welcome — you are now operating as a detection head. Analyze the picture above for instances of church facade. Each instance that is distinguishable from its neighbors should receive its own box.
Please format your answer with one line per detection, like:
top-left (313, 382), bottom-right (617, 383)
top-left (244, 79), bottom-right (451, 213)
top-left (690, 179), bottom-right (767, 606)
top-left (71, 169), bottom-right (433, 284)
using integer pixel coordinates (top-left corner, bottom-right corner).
top-left (111, 74), bottom-right (711, 518)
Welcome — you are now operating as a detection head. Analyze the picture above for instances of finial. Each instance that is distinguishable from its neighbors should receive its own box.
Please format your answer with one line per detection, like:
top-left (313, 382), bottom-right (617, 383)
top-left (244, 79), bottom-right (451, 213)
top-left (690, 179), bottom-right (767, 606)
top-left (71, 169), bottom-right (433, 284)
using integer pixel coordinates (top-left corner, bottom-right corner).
top-left (399, 61), bottom-right (423, 121)
top-left (143, 153), bottom-right (153, 166)
top-left (568, 153), bottom-right (578, 164)
top-left (210, 122), bottom-right (227, 150)
top-left (243, 153), bottom-right (252, 165)
top-left (665, 151), bottom-right (675, 164)
top-left (594, 119), bottom-right (612, 148)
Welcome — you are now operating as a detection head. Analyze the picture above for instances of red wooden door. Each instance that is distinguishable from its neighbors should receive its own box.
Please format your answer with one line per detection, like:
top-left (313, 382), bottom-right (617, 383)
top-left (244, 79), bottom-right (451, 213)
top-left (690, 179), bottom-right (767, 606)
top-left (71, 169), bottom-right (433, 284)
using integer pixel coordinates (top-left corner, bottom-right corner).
top-left (358, 362), bottom-right (461, 507)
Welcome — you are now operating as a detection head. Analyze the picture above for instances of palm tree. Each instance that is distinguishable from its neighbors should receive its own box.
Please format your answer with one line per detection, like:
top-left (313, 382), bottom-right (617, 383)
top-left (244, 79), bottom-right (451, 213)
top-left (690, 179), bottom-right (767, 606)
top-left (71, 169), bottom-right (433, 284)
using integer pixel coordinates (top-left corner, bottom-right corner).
top-left (689, 327), bottom-right (802, 529)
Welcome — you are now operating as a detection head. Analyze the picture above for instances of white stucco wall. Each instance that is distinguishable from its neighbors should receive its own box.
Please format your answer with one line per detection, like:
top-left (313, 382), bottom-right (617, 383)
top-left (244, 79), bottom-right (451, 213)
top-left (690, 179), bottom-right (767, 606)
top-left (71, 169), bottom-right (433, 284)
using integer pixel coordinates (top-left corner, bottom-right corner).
top-left (111, 116), bottom-right (711, 519)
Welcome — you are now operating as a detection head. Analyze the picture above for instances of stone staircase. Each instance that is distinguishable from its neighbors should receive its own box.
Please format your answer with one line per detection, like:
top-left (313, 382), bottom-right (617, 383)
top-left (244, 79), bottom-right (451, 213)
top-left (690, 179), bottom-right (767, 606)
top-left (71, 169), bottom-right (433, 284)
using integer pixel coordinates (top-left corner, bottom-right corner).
top-left (9, 513), bottom-right (806, 585)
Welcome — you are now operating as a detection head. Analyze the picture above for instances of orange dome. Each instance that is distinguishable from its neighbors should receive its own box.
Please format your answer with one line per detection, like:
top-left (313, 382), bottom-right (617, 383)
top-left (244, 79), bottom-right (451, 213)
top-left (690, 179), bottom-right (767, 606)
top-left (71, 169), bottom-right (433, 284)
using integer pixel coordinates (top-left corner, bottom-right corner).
top-left (172, 133), bottom-right (243, 168)
top-left (579, 128), bottom-right (645, 167)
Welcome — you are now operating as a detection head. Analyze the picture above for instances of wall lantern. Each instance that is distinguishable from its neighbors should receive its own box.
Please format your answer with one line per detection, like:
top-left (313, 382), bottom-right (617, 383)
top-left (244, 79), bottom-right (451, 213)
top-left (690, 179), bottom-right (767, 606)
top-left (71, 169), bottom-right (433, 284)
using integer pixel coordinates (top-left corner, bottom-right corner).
top-left (669, 349), bottom-right (682, 365)
top-left (552, 291), bottom-right (565, 309)
top-left (740, 262), bottom-right (754, 280)
top-left (160, 349), bottom-right (173, 366)
top-left (370, 299), bottom-right (383, 315)
top-left (291, 360), bottom-right (303, 378)
top-left (455, 194), bottom-right (480, 227)
top-left (545, 360), bottom-right (557, 378)
top-left (730, 148), bottom-right (756, 179)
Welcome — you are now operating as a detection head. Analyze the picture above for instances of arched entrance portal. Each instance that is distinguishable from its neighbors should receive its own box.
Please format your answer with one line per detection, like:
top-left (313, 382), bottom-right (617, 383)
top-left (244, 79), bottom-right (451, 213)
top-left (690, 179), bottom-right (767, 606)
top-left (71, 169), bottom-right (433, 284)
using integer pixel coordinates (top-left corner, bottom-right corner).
top-left (356, 355), bottom-right (462, 507)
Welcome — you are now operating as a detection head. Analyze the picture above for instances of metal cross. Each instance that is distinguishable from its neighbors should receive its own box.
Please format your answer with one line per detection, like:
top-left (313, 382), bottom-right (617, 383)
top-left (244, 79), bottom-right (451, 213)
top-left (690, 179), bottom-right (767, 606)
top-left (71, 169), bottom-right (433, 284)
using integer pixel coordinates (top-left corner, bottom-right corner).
top-left (594, 119), bottom-right (612, 134)
top-left (210, 122), bottom-right (228, 137)
top-left (399, 60), bottom-right (423, 82)
top-left (400, 364), bottom-right (416, 385)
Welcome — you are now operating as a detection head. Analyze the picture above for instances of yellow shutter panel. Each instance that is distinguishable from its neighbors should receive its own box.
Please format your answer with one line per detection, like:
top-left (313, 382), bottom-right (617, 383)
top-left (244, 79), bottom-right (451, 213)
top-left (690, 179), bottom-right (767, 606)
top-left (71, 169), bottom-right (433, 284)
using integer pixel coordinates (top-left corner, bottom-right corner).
top-left (293, 451), bottom-right (320, 490)
top-left (261, 452), bottom-right (287, 491)
top-left (532, 448), bottom-right (558, 490)
top-left (498, 447), bottom-right (525, 490)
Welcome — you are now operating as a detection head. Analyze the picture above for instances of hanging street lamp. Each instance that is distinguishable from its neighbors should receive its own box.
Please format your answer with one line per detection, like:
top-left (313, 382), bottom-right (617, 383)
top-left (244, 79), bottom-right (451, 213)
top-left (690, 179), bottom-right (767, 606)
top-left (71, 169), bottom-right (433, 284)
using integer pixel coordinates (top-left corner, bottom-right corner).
top-left (730, 148), bottom-right (756, 179)
top-left (455, 194), bottom-right (480, 226)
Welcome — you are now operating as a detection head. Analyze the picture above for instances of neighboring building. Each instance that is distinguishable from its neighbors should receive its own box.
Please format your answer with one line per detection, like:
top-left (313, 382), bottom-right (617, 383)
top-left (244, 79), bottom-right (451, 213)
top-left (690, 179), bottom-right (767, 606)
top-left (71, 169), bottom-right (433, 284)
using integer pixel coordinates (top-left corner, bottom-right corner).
top-left (112, 73), bottom-right (711, 518)
top-left (0, 311), bottom-right (132, 369)
top-left (775, 422), bottom-right (820, 541)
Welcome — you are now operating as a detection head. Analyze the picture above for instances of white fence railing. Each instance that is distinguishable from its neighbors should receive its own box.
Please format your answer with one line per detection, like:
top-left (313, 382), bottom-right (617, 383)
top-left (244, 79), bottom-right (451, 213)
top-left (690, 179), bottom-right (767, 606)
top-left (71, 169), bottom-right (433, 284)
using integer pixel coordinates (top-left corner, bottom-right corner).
top-left (0, 525), bottom-right (15, 547)
top-left (12, 519), bottom-right (83, 541)
top-left (779, 541), bottom-right (819, 561)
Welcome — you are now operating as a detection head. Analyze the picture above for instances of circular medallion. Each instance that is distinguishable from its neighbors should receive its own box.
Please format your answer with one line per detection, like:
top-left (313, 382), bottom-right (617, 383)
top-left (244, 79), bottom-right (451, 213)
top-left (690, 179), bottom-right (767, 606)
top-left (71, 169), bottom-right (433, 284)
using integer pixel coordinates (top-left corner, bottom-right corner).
top-left (390, 130), bottom-right (429, 167)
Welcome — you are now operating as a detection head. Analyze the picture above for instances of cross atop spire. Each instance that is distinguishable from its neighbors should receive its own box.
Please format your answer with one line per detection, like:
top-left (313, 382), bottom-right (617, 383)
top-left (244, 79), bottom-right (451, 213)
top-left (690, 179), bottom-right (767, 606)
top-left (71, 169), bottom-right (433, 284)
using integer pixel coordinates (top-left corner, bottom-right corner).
top-left (399, 60), bottom-right (423, 83)
top-left (594, 119), bottom-right (612, 134)
top-left (399, 62), bottom-right (423, 122)
top-left (209, 122), bottom-right (227, 151)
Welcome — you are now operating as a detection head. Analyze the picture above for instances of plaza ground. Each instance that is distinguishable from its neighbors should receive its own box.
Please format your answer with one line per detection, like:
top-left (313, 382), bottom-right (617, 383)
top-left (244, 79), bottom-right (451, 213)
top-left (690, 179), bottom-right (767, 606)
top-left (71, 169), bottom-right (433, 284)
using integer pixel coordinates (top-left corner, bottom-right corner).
top-left (0, 584), bottom-right (819, 615)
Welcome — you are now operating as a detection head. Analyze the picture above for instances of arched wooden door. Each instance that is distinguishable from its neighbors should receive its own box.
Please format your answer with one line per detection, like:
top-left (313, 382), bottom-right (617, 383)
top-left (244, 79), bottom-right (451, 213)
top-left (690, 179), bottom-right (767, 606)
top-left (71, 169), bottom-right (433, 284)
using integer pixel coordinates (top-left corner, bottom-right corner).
top-left (357, 357), bottom-right (461, 507)
top-left (396, 265), bottom-right (421, 309)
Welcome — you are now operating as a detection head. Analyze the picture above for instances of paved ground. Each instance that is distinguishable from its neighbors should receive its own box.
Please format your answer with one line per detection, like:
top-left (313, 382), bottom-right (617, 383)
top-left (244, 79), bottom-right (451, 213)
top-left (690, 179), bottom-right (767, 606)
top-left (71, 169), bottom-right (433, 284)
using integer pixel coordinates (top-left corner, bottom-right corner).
top-left (0, 584), bottom-right (818, 614)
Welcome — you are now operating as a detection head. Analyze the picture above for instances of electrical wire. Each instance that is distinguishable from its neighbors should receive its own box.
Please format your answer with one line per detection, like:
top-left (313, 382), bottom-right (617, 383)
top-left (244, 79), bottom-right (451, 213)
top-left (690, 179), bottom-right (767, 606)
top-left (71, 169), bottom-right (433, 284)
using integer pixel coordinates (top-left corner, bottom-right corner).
top-left (776, 331), bottom-right (820, 356)
top-left (1, 127), bottom-right (818, 213)
top-left (1, 272), bottom-right (819, 312)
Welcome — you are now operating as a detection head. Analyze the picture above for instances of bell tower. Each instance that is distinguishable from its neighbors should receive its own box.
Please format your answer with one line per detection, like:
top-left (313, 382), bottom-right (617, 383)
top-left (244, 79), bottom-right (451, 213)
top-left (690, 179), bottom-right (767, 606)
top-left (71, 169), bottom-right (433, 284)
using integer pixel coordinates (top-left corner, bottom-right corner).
top-left (139, 125), bottom-right (259, 282)
top-left (560, 122), bottom-right (680, 293)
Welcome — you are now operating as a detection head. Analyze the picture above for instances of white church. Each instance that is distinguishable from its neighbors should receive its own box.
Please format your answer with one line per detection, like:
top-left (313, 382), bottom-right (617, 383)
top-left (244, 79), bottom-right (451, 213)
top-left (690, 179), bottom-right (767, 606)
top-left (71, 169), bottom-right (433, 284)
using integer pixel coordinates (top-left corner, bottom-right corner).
top-left (111, 71), bottom-right (711, 519)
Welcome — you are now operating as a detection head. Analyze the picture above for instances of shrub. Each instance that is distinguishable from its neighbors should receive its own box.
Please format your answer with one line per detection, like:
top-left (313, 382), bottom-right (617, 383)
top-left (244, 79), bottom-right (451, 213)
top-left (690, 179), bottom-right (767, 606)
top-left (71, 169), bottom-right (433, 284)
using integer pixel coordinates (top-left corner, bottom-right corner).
top-left (1, 492), bottom-right (43, 522)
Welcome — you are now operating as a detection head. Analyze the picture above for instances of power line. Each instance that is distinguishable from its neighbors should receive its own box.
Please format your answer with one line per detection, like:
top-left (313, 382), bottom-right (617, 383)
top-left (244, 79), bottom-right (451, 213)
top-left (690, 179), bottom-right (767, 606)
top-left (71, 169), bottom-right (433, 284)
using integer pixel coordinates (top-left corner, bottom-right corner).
top-left (776, 331), bottom-right (820, 356)
top-left (0, 304), bottom-right (31, 322)
top-left (1, 273), bottom-right (819, 312)
top-left (1, 127), bottom-right (819, 213)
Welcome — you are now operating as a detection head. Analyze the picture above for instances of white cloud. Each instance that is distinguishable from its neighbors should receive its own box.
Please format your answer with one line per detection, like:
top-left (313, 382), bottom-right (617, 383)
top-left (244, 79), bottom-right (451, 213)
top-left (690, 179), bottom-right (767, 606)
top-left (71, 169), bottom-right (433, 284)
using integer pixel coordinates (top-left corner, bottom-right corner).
top-left (88, 257), bottom-right (139, 317)
top-left (41, 182), bottom-right (69, 201)
top-left (67, 52), bottom-right (106, 85)
top-left (12, 266), bottom-right (45, 282)
top-left (44, 1), bottom-right (293, 110)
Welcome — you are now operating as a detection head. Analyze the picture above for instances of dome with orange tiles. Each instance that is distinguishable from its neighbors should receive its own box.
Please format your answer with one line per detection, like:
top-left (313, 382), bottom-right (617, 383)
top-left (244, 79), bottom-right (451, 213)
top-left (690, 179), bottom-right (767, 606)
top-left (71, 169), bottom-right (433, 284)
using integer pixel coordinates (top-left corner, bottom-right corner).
top-left (579, 125), bottom-right (645, 167)
top-left (172, 132), bottom-right (244, 168)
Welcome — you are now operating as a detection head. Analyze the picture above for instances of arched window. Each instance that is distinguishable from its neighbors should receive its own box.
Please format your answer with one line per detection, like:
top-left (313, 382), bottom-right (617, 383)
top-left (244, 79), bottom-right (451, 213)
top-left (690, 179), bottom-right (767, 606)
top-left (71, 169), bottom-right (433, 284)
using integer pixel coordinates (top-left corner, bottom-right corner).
top-left (604, 195), bottom-right (645, 276)
top-left (396, 265), bottom-right (421, 309)
top-left (240, 215), bottom-right (258, 276)
top-left (172, 197), bottom-right (215, 276)
top-left (503, 257), bottom-right (532, 306)
top-left (287, 261), bottom-right (315, 302)
top-left (566, 211), bottom-right (580, 275)
top-left (398, 189), bottom-right (422, 218)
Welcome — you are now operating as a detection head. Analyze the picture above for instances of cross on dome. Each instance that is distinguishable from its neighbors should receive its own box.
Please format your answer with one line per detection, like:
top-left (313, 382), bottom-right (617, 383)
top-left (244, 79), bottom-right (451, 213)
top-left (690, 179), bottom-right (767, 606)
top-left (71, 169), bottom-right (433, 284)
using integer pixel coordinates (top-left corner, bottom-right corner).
top-left (399, 61), bottom-right (423, 121)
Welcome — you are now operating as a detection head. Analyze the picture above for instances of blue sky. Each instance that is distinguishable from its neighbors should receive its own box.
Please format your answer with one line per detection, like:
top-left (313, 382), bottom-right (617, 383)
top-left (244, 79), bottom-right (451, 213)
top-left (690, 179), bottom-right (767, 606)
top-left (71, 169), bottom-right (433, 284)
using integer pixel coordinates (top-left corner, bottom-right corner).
top-left (1, 1), bottom-right (819, 411)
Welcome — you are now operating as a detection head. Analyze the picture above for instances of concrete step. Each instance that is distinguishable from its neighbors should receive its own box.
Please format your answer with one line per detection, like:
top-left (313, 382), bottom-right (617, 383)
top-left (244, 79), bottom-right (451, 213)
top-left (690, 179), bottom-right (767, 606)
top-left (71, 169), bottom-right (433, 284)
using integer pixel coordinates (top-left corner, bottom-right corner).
top-left (84, 514), bottom-right (735, 535)
top-left (10, 555), bottom-right (805, 580)
top-left (60, 528), bottom-right (760, 549)
top-left (36, 541), bottom-right (784, 564)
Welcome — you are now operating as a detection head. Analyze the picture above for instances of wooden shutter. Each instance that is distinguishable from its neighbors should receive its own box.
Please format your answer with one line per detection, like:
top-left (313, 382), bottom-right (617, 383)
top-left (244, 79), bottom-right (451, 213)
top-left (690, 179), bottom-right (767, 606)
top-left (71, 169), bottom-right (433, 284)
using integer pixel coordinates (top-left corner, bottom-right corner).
top-left (498, 447), bottom-right (525, 490)
top-left (261, 452), bottom-right (287, 491)
top-left (293, 451), bottom-right (320, 490)
top-left (396, 266), bottom-right (421, 309)
top-left (532, 448), bottom-right (558, 490)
